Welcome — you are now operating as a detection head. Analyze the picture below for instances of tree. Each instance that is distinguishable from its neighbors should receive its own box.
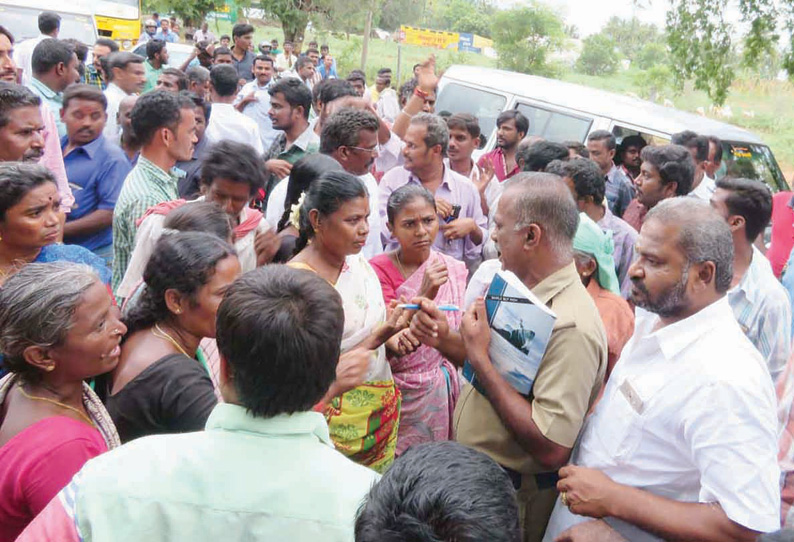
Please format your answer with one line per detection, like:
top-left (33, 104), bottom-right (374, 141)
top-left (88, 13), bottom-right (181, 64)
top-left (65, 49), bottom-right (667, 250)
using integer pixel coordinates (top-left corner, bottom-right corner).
top-left (666, 0), bottom-right (794, 104)
top-left (427, 0), bottom-right (495, 38)
top-left (576, 34), bottom-right (620, 75)
top-left (259, 0), bottom-right (332, 46)
top-left (601, 16), bottom-right (663, 61)
top-left (635, 42), bottom-right (668, 70)
top-left (144, 0), bottom-right (219, 27)
top-left (490, 3), bottom-right (565, 77)
top-left (377, 0), bottom-right (423, 32)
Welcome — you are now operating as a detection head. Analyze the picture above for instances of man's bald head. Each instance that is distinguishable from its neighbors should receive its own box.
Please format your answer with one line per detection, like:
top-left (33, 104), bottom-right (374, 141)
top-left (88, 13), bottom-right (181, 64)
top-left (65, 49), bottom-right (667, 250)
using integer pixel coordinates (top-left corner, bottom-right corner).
top-left (503, 172), bottom-right (579, 255)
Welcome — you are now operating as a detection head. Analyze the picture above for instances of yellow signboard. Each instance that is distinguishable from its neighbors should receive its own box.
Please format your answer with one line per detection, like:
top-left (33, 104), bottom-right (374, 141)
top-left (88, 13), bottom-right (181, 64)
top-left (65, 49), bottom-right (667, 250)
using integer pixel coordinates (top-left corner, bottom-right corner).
top-left (399, 25), bottom-right (459, 50)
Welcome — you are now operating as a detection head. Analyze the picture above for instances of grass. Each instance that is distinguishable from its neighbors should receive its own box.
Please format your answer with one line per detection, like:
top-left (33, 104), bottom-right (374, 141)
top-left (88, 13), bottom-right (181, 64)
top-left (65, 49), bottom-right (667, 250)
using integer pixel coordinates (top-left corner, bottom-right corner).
top-left (208, 17), bottom-right (794, 179)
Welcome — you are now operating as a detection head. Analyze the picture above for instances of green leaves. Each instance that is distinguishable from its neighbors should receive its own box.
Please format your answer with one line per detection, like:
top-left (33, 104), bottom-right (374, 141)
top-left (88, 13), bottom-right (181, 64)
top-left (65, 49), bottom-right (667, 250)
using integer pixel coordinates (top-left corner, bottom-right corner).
top-left (490, 3), bottom-right (565, 76)
top-left (576, 34), bottom-right (620, 75)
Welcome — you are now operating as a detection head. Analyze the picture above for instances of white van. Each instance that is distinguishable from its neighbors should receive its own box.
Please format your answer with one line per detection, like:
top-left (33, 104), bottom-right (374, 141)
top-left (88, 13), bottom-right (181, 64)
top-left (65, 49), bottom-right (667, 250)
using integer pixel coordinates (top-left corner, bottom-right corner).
top-left (436, 65), bottom-right (790, 192)
top-left (0, 0), bottom-right (98, 45)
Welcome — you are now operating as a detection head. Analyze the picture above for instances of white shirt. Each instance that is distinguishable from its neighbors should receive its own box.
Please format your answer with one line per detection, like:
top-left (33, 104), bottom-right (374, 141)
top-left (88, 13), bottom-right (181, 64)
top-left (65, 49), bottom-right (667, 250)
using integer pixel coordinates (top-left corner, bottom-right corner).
top-left (103, 83), bottom-right (130, 145)
top-left (13, 35), bottom-right (48, 86)
top-left (193, 29), bottom-right (215, 43)
top-left (205, 103), bottom-right (264, 155)
top-left (275, 52), bottom-right (297, 72)
top-left (236, 80), bottom-right (280, 151)
top-left (688, 173), bottom-right (717, 201)
top-left (375, 88), bottom-right (400, 123)
top-left (374, 130), bottom-right (404, 175)
top-left (543, 297), bottom-right (780, 541)
top-left (266, 171), bottom-right (383, 259)
top-left (727, 246), bottom-right (792, 383)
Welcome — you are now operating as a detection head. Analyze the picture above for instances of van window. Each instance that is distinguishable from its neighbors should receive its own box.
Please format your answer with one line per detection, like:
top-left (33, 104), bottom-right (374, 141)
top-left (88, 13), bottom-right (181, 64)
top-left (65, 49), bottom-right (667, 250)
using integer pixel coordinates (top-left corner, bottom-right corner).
top-left (722, 143), bottom-right (789, 192)
top-left (515, 102), bottom-right (592, 143)
top-left (0, 5), bottom-right (95, 44)
top-left (435, 83), bottom-right (506, 145)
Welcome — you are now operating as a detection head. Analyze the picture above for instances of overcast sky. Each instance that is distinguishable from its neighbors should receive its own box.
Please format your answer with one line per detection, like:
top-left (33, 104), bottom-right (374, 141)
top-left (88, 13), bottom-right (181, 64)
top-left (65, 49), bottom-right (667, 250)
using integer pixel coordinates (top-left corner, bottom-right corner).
top-left (494, 0), bottom-right (671, 37)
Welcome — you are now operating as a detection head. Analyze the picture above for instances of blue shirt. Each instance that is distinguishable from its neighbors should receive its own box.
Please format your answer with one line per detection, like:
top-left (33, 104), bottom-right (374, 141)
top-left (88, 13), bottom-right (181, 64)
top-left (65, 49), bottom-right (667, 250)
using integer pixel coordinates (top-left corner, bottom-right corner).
top-left (154, 29), bottom-right (178, 43)
top-left (62, 134), bottom-right (131, 251)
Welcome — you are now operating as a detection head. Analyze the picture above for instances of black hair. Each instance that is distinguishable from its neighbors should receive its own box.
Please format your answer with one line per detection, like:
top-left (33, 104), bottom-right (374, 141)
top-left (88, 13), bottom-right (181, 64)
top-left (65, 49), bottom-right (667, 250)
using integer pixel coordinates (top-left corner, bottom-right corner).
top-left (386, 184), bottom-right (436, 225)
top-left (106, 52), bottom-right (143, 82)
top-left (180, 90), bottom-right (210, 122)
top-left (294, 171), bottom-right (368, 254)
top-left (123, 232), bottom-right (236, 335)
top-left (216, 265), bottom-right (344, 418)
top-left (0, 25), bottom-right (13, 44)
top-left (619, 134), bottom-right (647, 154)
top-left (0, 83), bottom-right (42, 129)
top-left (31, 38), bottom-right (74, 76)
top-left (318, 79), bottom-right (357, 106)
top-left (200, 140), bottom-right (267, 197)
top-left (63, 84), bottom-right (107, 111)
top-left (708, 135), bottom-right (723, 164)
top-left (220, 34), bottom-right (230, 42)
top-left (320, 107), bottom-right (380, 155)
top-left (496, 110), bottom-right (529, 136)
top-left (546, 158), bottom-right (605, 205)
top-left (62, 39), bottom-right (88, 63)
top-left (94, 38), bottom-right (119, 52)
top-left (232, 23), bottom-right (254, 39)
top-left (305, 47), bottom-right (319, 56)
top-left (213, 46), bottom-right (232, 59)
top-left (295, 55), bottom-right (314, 72)
top-left (519, 141), bottom-right (569, 172)
top-left (311, 78), bottom-right (327, 106)
top-left (253, 54), bottom-right (274, 67)
top-left (145, 39), bottom-right (166, 61)
top-left (671, 130), bottom-right (709, 162)
top-left (346, 70), bottom-right (366, 84)
top-left (446, 113), bottom-right (481, 140)
top-left (564, 140), bottom-right (589, 158)
top-left (163, 201), bottom-right (234, 241)
top-left (715, 177), bottom-right (773, 242)
top-left (377, 67), bottom-right (392, 76)
top-left (398, 79), bottom-right (417, 105)
top-left (268, 77), bottom-right (312, 120)
top-left (38, 12), bottom-right (61, 35)
top-left (355, 441), bottom-right (521, 542)
top-left (0, 162), bottom-right (55, 221)
top-left (210, 64), bottom-right (238, 97)
top-left (640, 144), bottom-right (695, 196)
top-left (277, 154), bottom-right (342, 232)
top-left (160, 68), bottom-right (188, 91)
top-left (130, 90), bottom-right (194, 146)
top-left (587, 129), bottom-right (617, 151)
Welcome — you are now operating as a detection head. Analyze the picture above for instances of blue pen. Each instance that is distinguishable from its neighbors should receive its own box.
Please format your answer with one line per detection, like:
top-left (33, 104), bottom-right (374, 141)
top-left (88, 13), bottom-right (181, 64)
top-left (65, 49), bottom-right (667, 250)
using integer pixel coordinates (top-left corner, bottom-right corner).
top-left (397, 304), bottom-right (460, 311)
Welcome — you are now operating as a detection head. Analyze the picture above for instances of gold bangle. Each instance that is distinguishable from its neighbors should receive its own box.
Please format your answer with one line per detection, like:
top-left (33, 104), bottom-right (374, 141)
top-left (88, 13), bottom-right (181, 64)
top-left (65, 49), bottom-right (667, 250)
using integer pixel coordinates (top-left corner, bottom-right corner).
top-left (399, 110), bottom-right (415, 119)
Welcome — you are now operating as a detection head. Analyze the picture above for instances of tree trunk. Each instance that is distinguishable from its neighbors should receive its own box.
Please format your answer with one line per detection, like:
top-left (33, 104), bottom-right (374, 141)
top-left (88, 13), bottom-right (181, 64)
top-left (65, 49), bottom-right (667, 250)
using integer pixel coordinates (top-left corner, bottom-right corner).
top-left (361, 7), bottom-right (374, 71)
top-left (282, 17), bottom-right (309, 52)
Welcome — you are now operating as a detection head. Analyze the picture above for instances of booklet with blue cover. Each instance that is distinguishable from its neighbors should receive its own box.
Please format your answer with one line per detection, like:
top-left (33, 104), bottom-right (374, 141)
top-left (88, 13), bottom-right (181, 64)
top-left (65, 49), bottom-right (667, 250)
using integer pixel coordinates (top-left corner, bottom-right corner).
top-left (462, 269), bottom-right (556, 396)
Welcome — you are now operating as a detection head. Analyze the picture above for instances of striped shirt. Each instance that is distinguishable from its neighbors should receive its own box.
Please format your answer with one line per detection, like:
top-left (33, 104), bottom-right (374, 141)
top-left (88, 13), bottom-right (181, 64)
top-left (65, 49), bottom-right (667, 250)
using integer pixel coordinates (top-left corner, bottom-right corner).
top-left (112, 156), bottom-right (183, 293)
top-left (727, 247), bottom-right (792, 383)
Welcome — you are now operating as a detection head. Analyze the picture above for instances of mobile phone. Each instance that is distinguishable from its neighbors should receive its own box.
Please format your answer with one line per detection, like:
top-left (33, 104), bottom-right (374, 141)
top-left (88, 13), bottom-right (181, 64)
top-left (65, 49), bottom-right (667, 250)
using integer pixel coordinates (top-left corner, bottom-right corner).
top-left (445, 204), bottom-right (461, 224)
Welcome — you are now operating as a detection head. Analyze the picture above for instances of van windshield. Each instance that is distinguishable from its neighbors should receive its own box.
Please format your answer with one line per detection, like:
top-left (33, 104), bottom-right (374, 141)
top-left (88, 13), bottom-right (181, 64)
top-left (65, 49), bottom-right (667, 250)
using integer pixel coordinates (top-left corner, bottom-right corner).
top-left (0, 5), bottom-right (96, 44)
top-left (721, 142), bottom-right (789, 192)
top-left (515, 102), bottom-right (592, 143)
top-left (435, 82), bottom-right (506, 145)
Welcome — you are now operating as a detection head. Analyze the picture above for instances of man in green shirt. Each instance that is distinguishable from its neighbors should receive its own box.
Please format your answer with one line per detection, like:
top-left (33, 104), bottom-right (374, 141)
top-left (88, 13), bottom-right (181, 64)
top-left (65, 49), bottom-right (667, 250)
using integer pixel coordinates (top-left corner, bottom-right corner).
top-left (112, 90), bottom-right (196, 294)
top-left (142, 39), bottom-right (169, 93)
top-left (27, 38), bottom-right (79, 138)
top-left (17, 266), bottom-right (381, 542)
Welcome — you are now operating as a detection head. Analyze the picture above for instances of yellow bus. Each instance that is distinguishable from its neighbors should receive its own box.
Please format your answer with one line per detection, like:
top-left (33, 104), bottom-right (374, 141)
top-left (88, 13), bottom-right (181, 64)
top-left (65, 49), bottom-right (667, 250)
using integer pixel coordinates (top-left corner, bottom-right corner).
top-left (92, 0), bottom-right (141, 50)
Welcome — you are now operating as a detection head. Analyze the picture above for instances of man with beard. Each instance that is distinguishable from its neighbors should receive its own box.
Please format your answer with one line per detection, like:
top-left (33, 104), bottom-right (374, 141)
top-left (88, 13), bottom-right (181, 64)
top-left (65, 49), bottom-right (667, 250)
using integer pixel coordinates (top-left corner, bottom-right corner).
top-left (0, 84), bottom-right (45, 163)
top-left (544, 198), bottom-right (780, 542)
top-left (617, 134), bottom-right (646, 184)
top-left (261, 77), bottom-right (318, 207)
top-left (379, 113), bottom-right (486, 265)
top-left (60, 85), bottom-right (131, 264)
top-left (477, 110), bottom-right (528, 184)
top-left (623, 144), bottom-right (694, 232)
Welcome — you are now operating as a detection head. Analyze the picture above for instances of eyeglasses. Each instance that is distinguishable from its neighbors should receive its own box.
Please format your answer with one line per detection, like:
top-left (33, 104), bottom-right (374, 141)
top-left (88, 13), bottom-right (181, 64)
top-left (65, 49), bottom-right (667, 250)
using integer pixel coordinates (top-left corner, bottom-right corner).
top-left (346, 145), bottom-right (378, 154)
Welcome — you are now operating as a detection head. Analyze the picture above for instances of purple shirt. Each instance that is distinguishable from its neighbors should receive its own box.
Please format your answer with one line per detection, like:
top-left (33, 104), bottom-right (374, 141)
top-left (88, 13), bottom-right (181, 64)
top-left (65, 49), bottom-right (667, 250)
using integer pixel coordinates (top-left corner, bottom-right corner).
top-left (379, 165), bottom-right (487, 262)
top-left (598, 207), bottom-right (638, 299)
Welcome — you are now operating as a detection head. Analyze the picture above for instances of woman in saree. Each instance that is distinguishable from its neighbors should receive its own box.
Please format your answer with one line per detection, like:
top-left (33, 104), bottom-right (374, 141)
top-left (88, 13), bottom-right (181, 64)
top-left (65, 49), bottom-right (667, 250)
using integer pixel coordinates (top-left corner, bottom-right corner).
top-left (0, 263), bottom-right (123, 540)
top-left (288, 171), bottom-right (406, 472)
top-left (369, 185), bottom-right (466, 455)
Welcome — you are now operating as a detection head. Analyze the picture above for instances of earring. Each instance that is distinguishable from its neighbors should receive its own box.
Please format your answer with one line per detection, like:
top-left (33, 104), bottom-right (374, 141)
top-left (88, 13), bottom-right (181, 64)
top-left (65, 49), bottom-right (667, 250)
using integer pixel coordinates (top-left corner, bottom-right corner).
top-left (45, 365), bottom-right (55, 372)
top-left (175, 309), bottom-right (182, 314)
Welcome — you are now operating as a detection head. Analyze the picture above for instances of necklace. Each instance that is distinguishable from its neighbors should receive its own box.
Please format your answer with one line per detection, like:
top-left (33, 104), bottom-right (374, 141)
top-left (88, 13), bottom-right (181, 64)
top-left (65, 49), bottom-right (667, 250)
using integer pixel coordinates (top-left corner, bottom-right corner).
top-left (152, 323), bottom-right (191, 358)
top-left (394, 249), bottom-right (408, 279)
top-left (17, 384), bottom-right (94, 427)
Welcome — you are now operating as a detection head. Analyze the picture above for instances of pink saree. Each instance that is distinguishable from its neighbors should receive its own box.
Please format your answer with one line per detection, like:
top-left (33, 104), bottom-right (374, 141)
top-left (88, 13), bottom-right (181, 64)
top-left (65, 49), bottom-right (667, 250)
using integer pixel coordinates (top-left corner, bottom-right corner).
top-left (372, 250), bottom-right (467, 455)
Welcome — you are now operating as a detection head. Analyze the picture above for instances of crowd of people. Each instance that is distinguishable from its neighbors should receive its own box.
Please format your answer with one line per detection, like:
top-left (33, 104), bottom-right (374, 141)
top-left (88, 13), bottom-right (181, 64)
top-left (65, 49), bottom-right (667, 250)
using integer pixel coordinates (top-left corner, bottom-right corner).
top-left (1, 9), bottom-right (794, 542)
